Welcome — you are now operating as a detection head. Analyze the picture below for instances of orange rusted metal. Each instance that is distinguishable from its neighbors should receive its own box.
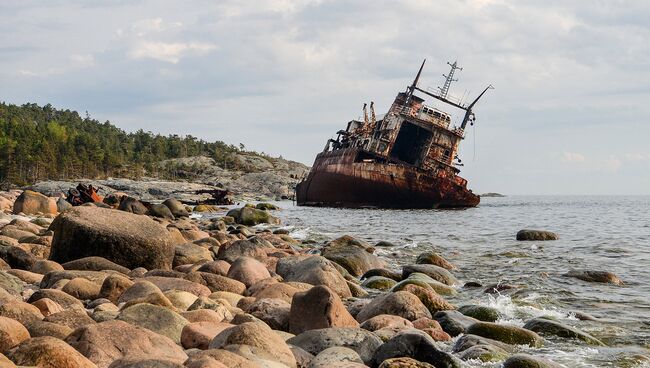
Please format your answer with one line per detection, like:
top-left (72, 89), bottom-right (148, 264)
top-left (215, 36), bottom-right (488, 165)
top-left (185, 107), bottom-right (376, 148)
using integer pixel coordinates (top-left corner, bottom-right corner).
top-left (296, 60), bottom-right (491, 209)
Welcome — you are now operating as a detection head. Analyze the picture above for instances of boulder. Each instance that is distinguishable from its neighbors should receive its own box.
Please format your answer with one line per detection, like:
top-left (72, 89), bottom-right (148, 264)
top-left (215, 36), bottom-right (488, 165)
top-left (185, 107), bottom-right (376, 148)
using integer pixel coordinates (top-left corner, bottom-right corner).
top-left (399, 284), bottom-right (455, 315)
top-left (13, 190), bottom-right (57, 215)
top-left (415, 251), bottom-right (455, 270)
top-left (164, 290), bottom-right (199, 311)
top-left (433, 311), bottom-right (479, 337)
top-left (226, 257), bottom-right (270, 288)
top-left (28, 289), bottom-right (85, 311)
top-left (466, 321), bottom-right (545, 347)
top-left (7, 269), bottom-right (43, 284)
top-left (356, 291), bottom-right (432, 322)
top-left (359, 315), bottom-right (413, 332)
top-left (66, 320), bottom-right (188, 368)
top-left (191, 272), bottom-right (246, 294)
top-left (181, 321), bottom-right (233, 350)
top-left (173, 243), bottom-right (213, 268)
top-left (276, 256), bottom-right (351, 298)
top-left (31, 298), bottom-right (65, 317)
top-left (162, 199), bottom-right (189, 218)
top-left (144, 276), bottom-right (212, 297)
top-left (401, 264), bottom-right (457, 286)
top-left (0, 301), bottom-right (44, 325)
top-left (379, 357), bottom-right (436, 368)
top-left (99, 274), bottom-right (134, 304)
top-left (361, 276), bottom-right (397, 290)
top-left (522, 317), bottom-right (604, 345)
top-left (62, 277), bottom-right (102, 300)
top-left (372, 329), bottom-right (461, 368)
top-left (30, 260), bottom-right (63, 275)
top-left (458, 305), bottom-right (501, 322)
top-left (0, 245), bottom-right (36, 270)
top-left (287, 327), bottom-right (383, 365)
top-left (57, 197), bottom-right (73, 212)
top-left (49, 206), bottom-right (175, 270)
top-left (43, 309), bottom-right (95, 330)
top-left (0, 316), bottom-right (30, 352)
top-left (226, 207), bottom-right (279, 226)
top-left (25, 320), bottom-right (73, 339)
top-left (246, 298), bottom-right (291, 331)
top-left (62, 257), bottom-right (130, 274)
top-left (184, 349), bottom-right (254, 368)
top-left (456, 344), bottom-right (508, 362)
top-left (516, 229), bottom-right (558, 241)
top-left (452, 334), bottom-right (515, 354)
top-left (321, 236), bottom-right (386, 277)
top-left (309, 346), bottom-right (364, 367)
top-left (216, 237), bottom-right (274, 263)
top-left (107, 358), bottom-right (183, 368)
top-left (209, 322), bottom-right (296, 367)
top-left (0, 271), bottom-right (25, 296)
top-left (564, 270), bottom-right (624, 285)
top-left (8, 336), bottom-right (97, 368)
top-left (503, 354), bottom-right (562, 368)
top-left (147, 204), bottom-right (175, 220)
top-left (117, 303), bottom-right (189, 344)
top-left (289, 285), bottom-right (359, 334)
top-left (392, 274), bottom-right (457, 295)
top-left (116, 280), bottom-right (167, 305)
top-left (251, 282), bottom-right (309, 304)
top-left (117, 197), bottom-right (148, 215)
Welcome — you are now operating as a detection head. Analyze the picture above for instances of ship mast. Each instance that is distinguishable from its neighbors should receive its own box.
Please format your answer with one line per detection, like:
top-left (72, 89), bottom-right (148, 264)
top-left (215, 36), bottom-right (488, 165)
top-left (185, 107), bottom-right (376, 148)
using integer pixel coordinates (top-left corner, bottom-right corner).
top-left (438, 61), bottom-right (462, 99)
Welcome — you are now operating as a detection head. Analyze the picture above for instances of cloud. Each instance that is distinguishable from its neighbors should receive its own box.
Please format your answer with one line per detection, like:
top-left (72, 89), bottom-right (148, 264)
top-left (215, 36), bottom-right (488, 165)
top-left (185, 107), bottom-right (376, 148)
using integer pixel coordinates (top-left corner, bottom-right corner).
top-left (624, 153), bottom-right (650, 161)
top-left (128, 41), bottom-right (216, 63)
top-left (561, 152), bottom-right (585, 163)
top-left (603, 156), bottom-right (622, 171)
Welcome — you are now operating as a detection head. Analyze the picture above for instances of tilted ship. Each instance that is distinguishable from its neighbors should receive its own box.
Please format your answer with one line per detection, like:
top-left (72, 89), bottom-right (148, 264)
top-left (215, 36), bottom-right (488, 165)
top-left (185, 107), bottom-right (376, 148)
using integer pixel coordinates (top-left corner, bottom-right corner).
top-left (296, 60), bottom-right (492, 209)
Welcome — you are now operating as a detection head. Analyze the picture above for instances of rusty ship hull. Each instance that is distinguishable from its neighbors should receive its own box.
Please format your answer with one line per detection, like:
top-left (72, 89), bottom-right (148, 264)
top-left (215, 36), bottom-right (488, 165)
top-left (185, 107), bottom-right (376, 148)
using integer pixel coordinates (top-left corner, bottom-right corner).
top-left (296, 60), bottom-right (490, 210)
top-left (296, 148), bottom-right (479, 209)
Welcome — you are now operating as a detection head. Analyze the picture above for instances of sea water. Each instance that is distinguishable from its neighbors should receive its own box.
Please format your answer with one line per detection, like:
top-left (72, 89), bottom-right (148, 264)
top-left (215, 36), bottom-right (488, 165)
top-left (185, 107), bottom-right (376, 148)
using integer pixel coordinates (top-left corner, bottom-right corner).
top-left (268, 196), bottom-right (650, 367)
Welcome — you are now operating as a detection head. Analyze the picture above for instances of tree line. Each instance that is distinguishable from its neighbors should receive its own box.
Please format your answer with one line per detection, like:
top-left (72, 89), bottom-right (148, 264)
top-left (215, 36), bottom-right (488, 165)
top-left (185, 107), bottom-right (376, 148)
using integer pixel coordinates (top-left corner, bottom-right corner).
top-left (0, 102), bottom-right (266, 186)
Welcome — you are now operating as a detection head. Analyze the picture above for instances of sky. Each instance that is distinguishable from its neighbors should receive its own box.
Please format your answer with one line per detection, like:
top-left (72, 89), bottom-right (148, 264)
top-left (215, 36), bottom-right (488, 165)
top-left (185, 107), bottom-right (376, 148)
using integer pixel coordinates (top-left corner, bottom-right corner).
top-left (1, 0), bottom-right (649, 195)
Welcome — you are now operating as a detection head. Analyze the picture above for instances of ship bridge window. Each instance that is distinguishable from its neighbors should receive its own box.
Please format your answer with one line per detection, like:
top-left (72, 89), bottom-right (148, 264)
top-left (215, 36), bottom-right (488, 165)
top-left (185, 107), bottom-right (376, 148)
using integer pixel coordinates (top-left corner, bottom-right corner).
top-left (389, 122), bottom-right (432, 166)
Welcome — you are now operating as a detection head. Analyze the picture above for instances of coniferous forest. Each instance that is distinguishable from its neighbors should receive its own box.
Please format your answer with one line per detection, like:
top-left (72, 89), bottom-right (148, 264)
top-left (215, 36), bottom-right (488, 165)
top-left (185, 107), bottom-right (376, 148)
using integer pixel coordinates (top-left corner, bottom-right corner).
top-left (0, 102), bottom-right (259, 186)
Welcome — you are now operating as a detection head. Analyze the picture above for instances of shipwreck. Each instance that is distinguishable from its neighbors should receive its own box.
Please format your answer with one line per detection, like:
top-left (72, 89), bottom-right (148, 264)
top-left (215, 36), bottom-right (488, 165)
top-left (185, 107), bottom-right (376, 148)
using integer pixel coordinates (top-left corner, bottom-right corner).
top-left (296, 60), bottom-right (492, 209)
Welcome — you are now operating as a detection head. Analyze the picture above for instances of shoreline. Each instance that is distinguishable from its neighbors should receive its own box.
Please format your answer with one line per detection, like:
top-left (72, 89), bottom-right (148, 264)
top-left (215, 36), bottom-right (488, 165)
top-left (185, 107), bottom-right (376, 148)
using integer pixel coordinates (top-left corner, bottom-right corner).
top-left (0, 188), bottom-right (645, 367)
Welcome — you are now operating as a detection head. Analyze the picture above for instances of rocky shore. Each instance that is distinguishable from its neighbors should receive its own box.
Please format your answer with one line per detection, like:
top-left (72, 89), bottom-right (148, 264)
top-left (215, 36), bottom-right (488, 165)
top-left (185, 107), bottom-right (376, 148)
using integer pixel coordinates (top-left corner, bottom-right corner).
top-left (0, 189), bottom-right (624, 368)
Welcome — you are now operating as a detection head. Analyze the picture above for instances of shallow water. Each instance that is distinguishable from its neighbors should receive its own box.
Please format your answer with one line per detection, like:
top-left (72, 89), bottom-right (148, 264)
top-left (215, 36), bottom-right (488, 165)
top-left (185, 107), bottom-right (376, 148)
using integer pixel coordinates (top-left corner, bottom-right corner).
top-left (270, 196), bottom-right (650, 367)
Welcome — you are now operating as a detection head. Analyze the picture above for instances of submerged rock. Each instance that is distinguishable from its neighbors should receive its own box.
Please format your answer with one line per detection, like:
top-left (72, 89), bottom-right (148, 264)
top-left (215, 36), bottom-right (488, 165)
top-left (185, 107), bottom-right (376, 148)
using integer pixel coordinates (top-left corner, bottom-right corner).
top-left (502, 353), bottom-right (562, 368)
top-left (564, 270), bottom-right (624, 285)
top-left (516, 229), bottom-right (558, 241)
top-left (466, 321), bottom-right (545, 347)
top-left (523, 317), bottom-right (605, 345)
top-left (458, 305), bottom-right (501, 322)
top-left (226, 207), bottom-right (279, 226)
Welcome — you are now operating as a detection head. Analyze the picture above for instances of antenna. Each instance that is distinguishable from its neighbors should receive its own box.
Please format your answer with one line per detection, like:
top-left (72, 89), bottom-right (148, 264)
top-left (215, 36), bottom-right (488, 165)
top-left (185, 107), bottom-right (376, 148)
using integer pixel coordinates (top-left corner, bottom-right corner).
top-left (438, 61), bottom-right (462, 99)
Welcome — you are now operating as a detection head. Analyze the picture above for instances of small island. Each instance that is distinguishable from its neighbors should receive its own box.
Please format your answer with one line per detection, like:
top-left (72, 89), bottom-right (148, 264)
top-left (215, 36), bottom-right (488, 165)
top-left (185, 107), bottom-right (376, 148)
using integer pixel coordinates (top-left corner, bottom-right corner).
top-left (480, 192), bottom-right (506, 197)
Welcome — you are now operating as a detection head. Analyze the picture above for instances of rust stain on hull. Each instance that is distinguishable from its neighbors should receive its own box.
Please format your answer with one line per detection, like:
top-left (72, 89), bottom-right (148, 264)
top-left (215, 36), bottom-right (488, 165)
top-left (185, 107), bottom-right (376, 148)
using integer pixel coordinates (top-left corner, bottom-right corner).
top-left (297, 60), bottom-right (491, 209)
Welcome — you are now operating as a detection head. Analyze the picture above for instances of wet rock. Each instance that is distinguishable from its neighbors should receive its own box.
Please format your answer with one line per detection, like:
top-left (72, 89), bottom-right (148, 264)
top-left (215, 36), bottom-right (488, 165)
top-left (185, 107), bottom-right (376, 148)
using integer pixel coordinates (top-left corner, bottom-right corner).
top-left (564, 270), bottom-right (624, 285)
top-left (117, 303), bottom-right (190, 344)
top-left (392, 273), bottom-right (456, 296)
top-left (8, 336), bottom-right (97, 368)
top-left (243, 298), bottom-right (289, 330)
top-left (452, 334), bottom-right (515, 354)
top-left (209, 322), bottom-right (296, 367)
top-left (516, 229), bottom-right (558, 241)
top-left (399, 284), bottom-right (455, 315)
top-left (44, 309), bottom-right (96, 330)
top-left (162, 198), bottom-right (189, 218)
top-left (502, 353), bottom-right (562, 368)
top-left (415, 251), bottom-right (455, 270)
top-left (372, 329), bottom-right (461, 368)
top-left (522, 317), bottom-right (605, 345)
top-left (458, 305), bottom-right (501, 322)
top-left (226, 257), bottom-right (271, 288)
top-left (356, 291), bottom-right (432, 322)
top-left (226, 207), bottom-right (279, 226)
top-left (309, 346), bottom-right (364, 367)
top-left (483, 283), bottom-right (518, 294)
top-left (173, 243), bottom-right (213, 268)
top-left (321, 235), bottom-right (386, 277)
top-left (466, 321), bottom-right (544, 347)
top-left (0, 316), bottom-right (30, 352)
top-left (117, 196), bottom-right (148, 215)
top-left (49, 206), bottom-right (175, 270)
top-left (66, 320), bottom-right (188, 368)
top-left (287, 327), bottom-right (383, 365)
top-left (147, 204), bottom-right (175, 220)
top-left (13, 190), bottom-right (57, 215)
top-left (276, 256), bottom-right (352, 298)
top-left (25, 320), bottom-right (73, 339)
top-left (255, 203), bottom-right (278, 210)
top-left (362, 276), bottom-right (397, 290)
top-left (361, 268), bottom-right (402, 281)
top-left (433, 311), bottom-right (479, 337)
top-left (401, 264), bottom-right (457, 286)
top-left (62, 257), bottom-right (130, 274)
top-left (456, 344), bottom-right (508, 362)
top-left (0, 301), bottom-right (44, 325)
top-left (62, 277), bottom-right (102, 300)
top-left (181, 321), bottom-right (233, 350)
top-left (289, 285), bottom-right (359, 334)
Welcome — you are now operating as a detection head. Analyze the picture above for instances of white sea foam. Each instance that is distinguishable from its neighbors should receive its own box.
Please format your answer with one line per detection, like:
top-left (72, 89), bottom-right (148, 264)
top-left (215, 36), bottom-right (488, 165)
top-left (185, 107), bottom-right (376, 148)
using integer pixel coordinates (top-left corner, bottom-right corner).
top-left (477, 294), bottom-right (572, 326)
